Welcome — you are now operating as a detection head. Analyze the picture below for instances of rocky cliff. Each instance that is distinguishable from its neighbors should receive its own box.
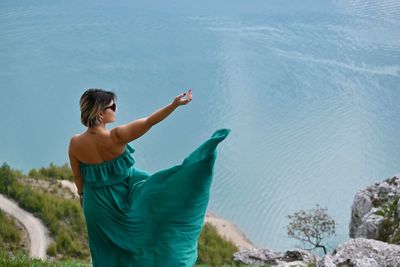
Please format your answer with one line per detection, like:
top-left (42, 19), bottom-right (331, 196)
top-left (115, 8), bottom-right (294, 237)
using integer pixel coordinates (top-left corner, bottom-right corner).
top-left (322, 238), bottom-right (400, 267)
top-left (233, 175), bottom-right (400, 267)
top-left (233, 238), bottom-right (400, 267)
top-left (349, 175), bottom-right (400, 244)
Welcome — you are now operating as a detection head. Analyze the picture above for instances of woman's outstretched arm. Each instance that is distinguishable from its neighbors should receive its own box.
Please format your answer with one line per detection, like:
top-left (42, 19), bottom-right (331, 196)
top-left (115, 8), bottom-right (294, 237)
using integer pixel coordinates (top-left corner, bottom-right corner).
top-left (111, 89), bottom-right (192, 144)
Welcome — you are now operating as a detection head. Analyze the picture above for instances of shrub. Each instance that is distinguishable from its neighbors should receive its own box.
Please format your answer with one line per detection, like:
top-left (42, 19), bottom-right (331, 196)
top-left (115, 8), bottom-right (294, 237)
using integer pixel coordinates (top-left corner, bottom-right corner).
top-left (28, 163), bottom-right (73, 181)
top-left (0, 209), bottom-right (24, 253)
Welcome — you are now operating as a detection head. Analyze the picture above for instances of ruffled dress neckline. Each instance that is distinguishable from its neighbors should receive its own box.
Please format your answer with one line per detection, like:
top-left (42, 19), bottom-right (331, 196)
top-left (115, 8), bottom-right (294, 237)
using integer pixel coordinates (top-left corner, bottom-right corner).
top-left (79, 144), bottom-right (136, 186)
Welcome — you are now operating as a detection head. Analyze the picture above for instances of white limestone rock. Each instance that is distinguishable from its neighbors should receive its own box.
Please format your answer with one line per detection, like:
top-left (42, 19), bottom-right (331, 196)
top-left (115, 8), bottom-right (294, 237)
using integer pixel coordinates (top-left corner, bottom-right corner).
top-left (349, 192), bottom-right (373, 237)
top-left (233, 248), bottom-right (319, 267)
top-left (356, 212), bottom-right (385, 239)
top-left (321, 238), bottom-right (400, 267)
top-left (349, 176), bottom-right (400, 242)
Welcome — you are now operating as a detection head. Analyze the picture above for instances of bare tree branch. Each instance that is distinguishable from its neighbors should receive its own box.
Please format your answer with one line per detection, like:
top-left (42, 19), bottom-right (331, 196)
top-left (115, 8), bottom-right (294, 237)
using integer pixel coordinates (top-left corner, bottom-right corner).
top-left (286, 204), bottom-right (335, 255)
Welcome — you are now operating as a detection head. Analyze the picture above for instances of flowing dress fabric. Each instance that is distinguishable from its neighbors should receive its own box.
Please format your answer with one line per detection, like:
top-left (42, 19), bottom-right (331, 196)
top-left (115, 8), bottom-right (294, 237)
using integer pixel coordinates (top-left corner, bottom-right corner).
top-left (80, 129), bottom-right (231, 267)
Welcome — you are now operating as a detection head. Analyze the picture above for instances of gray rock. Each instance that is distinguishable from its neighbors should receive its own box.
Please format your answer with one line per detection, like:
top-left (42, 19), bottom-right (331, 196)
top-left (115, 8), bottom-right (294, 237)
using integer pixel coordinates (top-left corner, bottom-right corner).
top-left (233, 248), bottom-right (281, 266)
top-left (233, 248), bottom-right (319, 267)
top-left (321, 238), bottom-right (400, 267)
top-left (349, 176), bottom-right (400, 242)
top-left (349, 191), bottom-right (373, 237)
top-left (356, 212), bottom-right (385, 239)
top-left (378, 182), bottom-right (391, 194)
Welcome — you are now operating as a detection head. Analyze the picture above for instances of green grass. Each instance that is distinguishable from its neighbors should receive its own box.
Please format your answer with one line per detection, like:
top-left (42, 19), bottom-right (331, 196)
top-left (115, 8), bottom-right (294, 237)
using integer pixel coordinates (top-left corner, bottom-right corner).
top-left (0, 251), bottom-right (91, 267)
top-left (196, 223), bottom-right (240, 266)
top-left (0, 251), bottom-right (257, 267)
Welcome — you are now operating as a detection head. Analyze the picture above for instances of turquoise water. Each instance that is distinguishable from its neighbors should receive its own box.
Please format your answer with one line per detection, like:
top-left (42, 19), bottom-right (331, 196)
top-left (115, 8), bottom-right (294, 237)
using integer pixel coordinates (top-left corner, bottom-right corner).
top-left (1, 0), bottom-right (399, 251)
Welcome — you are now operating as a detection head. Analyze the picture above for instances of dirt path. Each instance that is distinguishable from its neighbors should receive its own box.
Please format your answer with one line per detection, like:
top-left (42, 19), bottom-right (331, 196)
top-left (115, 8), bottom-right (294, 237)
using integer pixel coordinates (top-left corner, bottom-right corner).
top-left (0, 194), bottom-right (48, 259)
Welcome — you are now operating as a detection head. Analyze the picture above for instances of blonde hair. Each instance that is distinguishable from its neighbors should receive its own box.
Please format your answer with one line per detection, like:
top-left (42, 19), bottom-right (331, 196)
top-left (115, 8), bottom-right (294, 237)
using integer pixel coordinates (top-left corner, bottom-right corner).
top-left (79, 88), bottom-right (116, 127)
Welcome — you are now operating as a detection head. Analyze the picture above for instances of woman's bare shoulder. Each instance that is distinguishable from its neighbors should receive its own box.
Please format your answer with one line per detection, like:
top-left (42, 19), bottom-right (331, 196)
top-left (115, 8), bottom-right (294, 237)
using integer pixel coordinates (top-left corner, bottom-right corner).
top-left (68, 134), bottom-right (81, 152)
top-left (68, 131), bottom-right (126, 163)
top-left (70, 133), bottom-right (83, 142)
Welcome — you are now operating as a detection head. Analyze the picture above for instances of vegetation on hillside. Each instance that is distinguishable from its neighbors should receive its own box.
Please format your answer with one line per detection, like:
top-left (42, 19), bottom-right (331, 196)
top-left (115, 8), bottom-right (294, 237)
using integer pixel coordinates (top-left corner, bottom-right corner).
top-left (0, 163), bottom-right (89, 260)
top-left (197, 223), bottom-right (240, 266)
top-left (28, 163), bottom-right (74, 181)
top-left (0, 209), bottom-right (27, 254)
top-left (374, 177), bottom-right (400, 244)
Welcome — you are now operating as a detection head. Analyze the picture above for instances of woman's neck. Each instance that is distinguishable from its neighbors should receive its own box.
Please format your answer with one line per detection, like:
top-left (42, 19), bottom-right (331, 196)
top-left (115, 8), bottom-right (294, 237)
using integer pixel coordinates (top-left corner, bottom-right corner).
top-left (87, 124), bottom-right (107, 134)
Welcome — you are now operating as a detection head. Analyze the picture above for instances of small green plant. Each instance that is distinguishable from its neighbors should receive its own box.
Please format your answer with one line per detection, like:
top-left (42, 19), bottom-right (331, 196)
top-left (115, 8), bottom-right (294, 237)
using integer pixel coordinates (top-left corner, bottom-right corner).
top-left (377, 196), bottom-right (400, 243)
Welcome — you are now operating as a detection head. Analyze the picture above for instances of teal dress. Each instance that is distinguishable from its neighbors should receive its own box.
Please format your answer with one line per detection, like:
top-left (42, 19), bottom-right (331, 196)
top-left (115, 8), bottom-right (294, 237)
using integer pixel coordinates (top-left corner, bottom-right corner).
top-left (79, 129), bottom-right (230, 267)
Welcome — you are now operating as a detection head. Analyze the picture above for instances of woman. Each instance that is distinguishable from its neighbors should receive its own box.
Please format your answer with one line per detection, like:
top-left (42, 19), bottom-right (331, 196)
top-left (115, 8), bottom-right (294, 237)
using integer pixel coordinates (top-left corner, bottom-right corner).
top-left (68, 88), bottom-right (230, 267)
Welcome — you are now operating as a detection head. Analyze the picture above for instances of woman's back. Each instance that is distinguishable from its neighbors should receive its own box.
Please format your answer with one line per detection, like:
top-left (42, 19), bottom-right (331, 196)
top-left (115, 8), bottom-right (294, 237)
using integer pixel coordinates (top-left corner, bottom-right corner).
top-left (72, 130), bottom-right (126, 164)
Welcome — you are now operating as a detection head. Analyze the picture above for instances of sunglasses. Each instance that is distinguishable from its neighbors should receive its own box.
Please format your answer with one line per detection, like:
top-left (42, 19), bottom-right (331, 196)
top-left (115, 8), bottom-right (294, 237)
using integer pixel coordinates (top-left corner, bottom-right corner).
top-left (103, 103), bottom-right (116, 112)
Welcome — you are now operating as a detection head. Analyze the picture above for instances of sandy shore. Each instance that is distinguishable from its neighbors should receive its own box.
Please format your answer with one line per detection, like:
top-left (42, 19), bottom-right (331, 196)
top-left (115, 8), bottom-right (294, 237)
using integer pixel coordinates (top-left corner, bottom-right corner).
top-left (204, 211), bottom-right (256, 249)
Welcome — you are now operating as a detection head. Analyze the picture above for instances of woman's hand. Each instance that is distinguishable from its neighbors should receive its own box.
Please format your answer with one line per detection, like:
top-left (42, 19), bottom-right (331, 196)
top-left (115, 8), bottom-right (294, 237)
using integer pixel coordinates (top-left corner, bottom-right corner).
top-left (173, 89), bottom-right (192, 107)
